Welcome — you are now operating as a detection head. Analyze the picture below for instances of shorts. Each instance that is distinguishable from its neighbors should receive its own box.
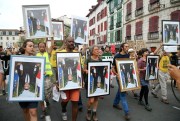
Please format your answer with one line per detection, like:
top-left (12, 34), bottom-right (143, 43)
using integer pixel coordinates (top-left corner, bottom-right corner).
top-left (62, 89), bottom-right (80, 102)
top-left (19, 102), bottom-right (38, 109)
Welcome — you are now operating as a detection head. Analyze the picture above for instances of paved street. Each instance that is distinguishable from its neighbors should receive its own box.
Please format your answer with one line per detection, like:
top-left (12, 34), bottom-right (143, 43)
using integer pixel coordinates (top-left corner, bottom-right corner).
top-left (0, 80), bottom-right (180, 121)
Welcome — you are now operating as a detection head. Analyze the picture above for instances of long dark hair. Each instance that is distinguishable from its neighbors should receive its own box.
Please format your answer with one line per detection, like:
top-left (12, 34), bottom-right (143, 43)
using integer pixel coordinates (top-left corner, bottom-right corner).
top-left (21, 40), bottom-right (34, 54)
top-left (119, 42), bottom-right (128, 52)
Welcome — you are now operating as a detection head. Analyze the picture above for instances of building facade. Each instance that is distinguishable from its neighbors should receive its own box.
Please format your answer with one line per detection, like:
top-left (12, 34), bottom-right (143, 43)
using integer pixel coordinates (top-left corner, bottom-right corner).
top-left (86, 0), bottom-right (108, 46)
top-left (106, 0), bottom-right (123, 46)
top-left (123, 0), bottom-right (180, 50)
top-left (0, 29), bottom-right (19, 49)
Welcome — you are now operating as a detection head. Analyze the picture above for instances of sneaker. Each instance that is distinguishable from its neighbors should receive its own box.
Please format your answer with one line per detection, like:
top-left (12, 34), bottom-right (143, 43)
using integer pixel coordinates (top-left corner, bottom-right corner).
top-left (113, 104), bottom-right (122, 110)
top-left (124, 113), bottom-right (130, 121)
top-left (145, 104), bottom-right (152, 111)
top-left (138, 100), bottom-right (145, 106)
top-left (161, 99), bottom-right (169, 104)
top-left (151, 92), bottom-right (158, 98)
top-left (62, 112), bottom-right (67, 121)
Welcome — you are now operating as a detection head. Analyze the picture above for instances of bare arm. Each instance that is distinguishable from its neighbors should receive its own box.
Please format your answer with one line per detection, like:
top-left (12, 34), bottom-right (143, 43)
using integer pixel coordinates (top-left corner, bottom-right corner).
top-left (153, 43), bottom-right (163, 55)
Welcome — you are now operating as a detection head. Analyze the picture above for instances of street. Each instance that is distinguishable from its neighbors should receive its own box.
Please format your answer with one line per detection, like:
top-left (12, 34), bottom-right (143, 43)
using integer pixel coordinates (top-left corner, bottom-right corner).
top-left (0, 80), bottom-right (180, 121)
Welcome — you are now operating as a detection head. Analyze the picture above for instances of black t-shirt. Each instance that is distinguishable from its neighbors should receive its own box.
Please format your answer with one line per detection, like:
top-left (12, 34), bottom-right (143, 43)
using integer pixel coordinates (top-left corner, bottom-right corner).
top-left (112, 53), bottom-right (129, 72)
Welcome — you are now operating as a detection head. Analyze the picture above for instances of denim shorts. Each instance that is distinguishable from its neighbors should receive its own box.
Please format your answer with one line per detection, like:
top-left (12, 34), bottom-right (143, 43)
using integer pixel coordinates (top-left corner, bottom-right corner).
top-left (19, 102), bottom-right (38, 109)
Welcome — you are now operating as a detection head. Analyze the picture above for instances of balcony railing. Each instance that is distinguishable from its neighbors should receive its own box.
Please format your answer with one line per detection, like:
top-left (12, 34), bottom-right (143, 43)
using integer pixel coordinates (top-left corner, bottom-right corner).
top-left (148, 32), bottom-right (159, 40)
top-left (126, 14), bottom-right (132, 21)
top-left (148, 2), bottom-right (160, 11)
top-left (134, 34), bottom-right (143, 40)
top-left (135, 8), bottom-right (144, 17)
top-left (170, 0), bottom-right (180, 3)
top-left (116, 22), bottom-right (121, 28)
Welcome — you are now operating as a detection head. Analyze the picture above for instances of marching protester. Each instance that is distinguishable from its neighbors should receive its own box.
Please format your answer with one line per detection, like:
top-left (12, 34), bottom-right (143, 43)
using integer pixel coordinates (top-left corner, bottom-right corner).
top-left (137, 48), bottom-right (152, 111)
top-left (57, 37), bottom-right (79, 121)
top-left (36, 42), bottom-right (53, 120)
top-left (151, 49), bottom-right (171, 104)
top-left (112, 43), bottom-right (130, 120)
top-left (18, 40), bottom-right (38, 121)
top-left (83, 45), bottom-right (102, 121)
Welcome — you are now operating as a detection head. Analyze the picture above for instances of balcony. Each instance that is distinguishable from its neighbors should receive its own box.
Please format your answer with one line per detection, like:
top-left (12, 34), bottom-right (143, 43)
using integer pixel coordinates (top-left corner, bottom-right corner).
top-left (148, 32), bottom-right (159, 40)
top-left (148, 2), bottom-right (160, 11)
top-left (126, 36), bottom-right (131, 41)
top-left (135, 8), bottom-right (144, 17)
top-left (171, 0), bottom-right (180, 3)
top-left (110, 25), bottom-right (114, 30)
top-left (126, 14), bottom-right (132, 21)
top-left (116, 22), bottom-right (121, 28)
top-left (134, 34), bottom-right (143, 40)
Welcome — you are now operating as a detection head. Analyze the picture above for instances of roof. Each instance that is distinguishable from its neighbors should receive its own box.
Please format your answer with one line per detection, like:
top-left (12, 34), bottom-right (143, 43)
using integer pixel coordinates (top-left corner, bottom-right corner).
top-left (86, 3), bottom-right (100, 17)
top-left (0, 29), bottom-right (19, 31)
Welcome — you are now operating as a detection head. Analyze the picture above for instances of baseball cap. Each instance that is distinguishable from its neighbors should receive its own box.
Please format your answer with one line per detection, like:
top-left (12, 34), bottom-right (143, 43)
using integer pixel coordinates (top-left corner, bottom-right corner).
top-left (128, 48), bottom-right (135, 53)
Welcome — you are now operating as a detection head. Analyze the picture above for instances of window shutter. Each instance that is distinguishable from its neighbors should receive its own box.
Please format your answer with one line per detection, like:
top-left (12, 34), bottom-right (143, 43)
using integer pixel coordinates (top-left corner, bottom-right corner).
top-left (171, 10), bottom-right (180, 21)
top-left (126, 24), bottom-right (131, 36)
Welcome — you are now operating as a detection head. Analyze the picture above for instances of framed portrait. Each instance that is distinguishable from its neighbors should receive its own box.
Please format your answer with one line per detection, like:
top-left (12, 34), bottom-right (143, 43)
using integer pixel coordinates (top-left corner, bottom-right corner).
top-left (87, 62), bottom-right (111, 97)
top-left (52, 21), bottom-right (64, 40)
top-left (162, 20), bottom-right (180, 45)
top-left (56, 52), bottom-right (82, 90)
top-left (116, 59), bottom-right (140, 92)
top-left (145, 55), bottom-right (160, 80)
top-left (22, 5), bottom-right (53, 39)
top-left (70, 15), bottom-right (88, 44)
top-left (8, 55), bottom-right (45, 102)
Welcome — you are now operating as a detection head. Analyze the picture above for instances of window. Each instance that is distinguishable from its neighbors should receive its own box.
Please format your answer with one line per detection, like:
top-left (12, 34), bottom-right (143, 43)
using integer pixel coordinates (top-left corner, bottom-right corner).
top-left (101, 23), bottom-right (103, 32)
top-left (117, 11), bottom-right (122, 23)
top-left (118, 0), bottom-right (122, 4)
top-left (0, 31), bottom-right (2, 35)
top-left (114, 0), bottom-right (118, 8)
top-left (150, 0), bottom-right (159, 5)
top-left (104, 34), bottom-right (107, 43)
top-left (98, 25), bottom-right (100, 33)
top-left (13, 37), bottom-right (15, 40)
top-left (101, 10), bottom-right (104, 18)
top-left (0, 37), bottom-right (2, 40)
top-left (115, 30), bottom-right (122, 42)
top-left (6, 31), bottom-right (9, 35)
top-left (110, 16), bottom-right (114, 30)
top-left (135, 21), bottom-right (143, 35)
top-left (6, 37), bottom-right (9, 40)
top-left (110, 32), bottom-right (114, 43)
top-left (104, 21), bottom-right (107, 31)
top-left (126, 2), bottom-right (132, 15)
top-left (149, 16), bottom-right (159, 32)
top-left (171, 10), bottom-right (180, 21)
top-left (109, 0), bottom-right (114, 13)
top-left (136, 0), bottom-right (143, 10)
top-left (126, 24), bottom-right (131, 37)
top-left (12, 31), bottom-right (15, 35)
top-left (104, 7), bottom-right (107, 16)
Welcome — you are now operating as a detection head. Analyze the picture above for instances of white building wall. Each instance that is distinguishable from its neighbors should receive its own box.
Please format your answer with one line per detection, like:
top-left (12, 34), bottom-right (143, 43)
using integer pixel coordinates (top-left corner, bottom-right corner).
top-left (123, 0), bottom-right (180, 49)
top-left (87, 1), bottom-right (108, 46)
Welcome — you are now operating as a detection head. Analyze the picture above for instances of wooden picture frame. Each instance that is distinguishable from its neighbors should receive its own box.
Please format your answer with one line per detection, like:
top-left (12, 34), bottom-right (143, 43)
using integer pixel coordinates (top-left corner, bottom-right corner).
top-left (116, 58), bottom-right (140, 92)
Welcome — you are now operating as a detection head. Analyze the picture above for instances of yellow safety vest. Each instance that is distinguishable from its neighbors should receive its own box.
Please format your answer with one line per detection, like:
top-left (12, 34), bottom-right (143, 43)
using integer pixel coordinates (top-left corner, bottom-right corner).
top-left (36, 52), bottom-right (53, 76)
top-left (50, 50), bottom-right (57, 67)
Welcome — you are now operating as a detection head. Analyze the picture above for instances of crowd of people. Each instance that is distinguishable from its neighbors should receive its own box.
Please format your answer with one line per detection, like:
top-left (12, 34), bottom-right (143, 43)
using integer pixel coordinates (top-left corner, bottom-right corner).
top-left (0, 37), bottom-right (180, 121)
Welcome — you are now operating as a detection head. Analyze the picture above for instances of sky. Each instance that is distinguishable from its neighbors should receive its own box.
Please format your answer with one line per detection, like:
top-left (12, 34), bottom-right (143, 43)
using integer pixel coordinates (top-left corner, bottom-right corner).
top-left (0, 0), bottom-right (97, 29)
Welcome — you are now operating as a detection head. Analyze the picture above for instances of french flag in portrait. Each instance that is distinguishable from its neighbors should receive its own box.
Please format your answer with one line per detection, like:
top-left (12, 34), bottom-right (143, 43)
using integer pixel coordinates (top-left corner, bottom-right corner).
top-left (76, 62), bottom-right (81, 85)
